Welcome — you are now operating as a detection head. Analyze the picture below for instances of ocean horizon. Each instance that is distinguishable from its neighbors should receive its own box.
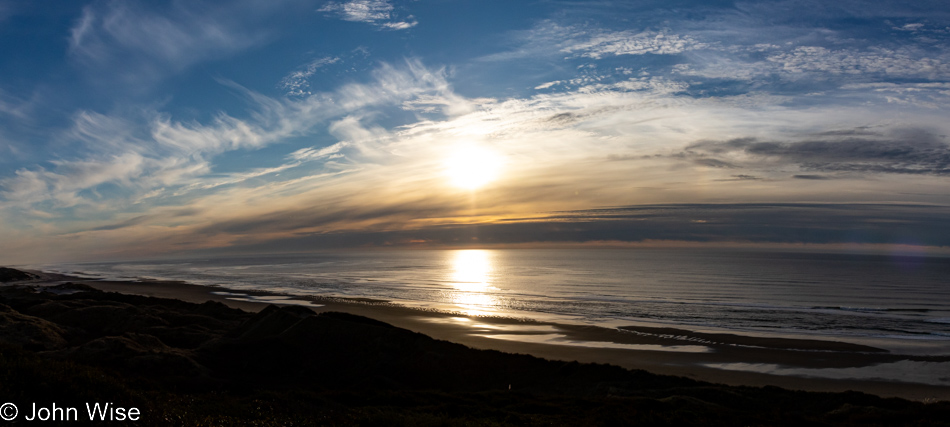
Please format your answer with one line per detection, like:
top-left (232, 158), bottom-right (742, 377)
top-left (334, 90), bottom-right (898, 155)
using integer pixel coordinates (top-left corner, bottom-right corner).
top-left (33, 248), bottom-right (950, 357)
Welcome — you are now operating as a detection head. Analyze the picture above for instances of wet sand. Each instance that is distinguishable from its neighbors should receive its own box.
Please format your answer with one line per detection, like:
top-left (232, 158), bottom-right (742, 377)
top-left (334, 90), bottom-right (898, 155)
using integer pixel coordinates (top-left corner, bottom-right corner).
top-left (25, 271), bottom-right (950, 401)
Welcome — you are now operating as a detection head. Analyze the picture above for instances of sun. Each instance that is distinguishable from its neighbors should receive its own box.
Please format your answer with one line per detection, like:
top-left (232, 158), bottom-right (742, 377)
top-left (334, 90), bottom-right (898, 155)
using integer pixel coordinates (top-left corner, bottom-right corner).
top-left (443, 145), bottom-right (503, 190)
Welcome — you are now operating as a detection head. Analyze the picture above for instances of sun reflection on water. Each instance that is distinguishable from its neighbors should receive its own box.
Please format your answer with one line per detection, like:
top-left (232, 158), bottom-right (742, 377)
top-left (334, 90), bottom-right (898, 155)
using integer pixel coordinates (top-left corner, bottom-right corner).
top-left (448, 250), bottom-right (500, 315)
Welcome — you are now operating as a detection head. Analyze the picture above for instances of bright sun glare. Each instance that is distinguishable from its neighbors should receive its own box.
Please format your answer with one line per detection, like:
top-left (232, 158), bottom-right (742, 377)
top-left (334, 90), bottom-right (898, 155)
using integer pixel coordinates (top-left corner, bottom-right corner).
top-left (443, 145), bottom-right (503, 190)
top-left (451, 249), bottom-right (493, 292)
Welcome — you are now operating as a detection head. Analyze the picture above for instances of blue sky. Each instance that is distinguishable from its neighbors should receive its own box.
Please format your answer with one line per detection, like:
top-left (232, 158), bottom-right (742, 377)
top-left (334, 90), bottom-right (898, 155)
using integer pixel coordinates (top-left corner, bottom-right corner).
top-left (2, 0), bottom-right (950, 262)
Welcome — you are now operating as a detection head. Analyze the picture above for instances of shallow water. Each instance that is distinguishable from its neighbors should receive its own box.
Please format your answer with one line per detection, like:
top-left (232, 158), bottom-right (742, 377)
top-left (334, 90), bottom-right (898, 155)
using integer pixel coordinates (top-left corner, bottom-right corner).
top-left (37, 248), bottom-right (950, 355)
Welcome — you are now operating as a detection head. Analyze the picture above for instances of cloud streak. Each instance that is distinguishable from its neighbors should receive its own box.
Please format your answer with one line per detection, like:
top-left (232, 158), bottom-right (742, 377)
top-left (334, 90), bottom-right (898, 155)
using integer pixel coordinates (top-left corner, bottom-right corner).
top-left (68, 0), bottom-right (282, 87)
top-left (0, 60), bottom-right (464, 221)
top-left (562, 30), bottom-right (706, 59)
top-left (683, 130), bottom-right (950, 176)
top-left (318, 0), bottom-right (417, 30)
top-left (279, 56), bottom-right (341, 97)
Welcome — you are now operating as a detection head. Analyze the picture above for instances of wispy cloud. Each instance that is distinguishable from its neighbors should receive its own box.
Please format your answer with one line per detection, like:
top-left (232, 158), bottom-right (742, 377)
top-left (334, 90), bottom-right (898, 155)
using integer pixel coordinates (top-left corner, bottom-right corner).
top-left (893, 22), bottom-right (926, 32)
top-left (766, 46), bottom-right (950, 78)
top-left (482, 21), bottom-right (703, 62)
top-left (561, 30), bottom-right (707, 59)
top-left (666, 42), bottom-right (950, 88)
top-left (318, 0), bottom-right (417, 30)
top-left (68, 0), bottom-right (281, 87)
top-left (0, 60), bottom-right (461, 218)
top-left (491, 4), bottom-right (950, 110)
top-left (279, 56), bottom-right (341, 97)
top-left (0, 87), bottom-right (39, 123)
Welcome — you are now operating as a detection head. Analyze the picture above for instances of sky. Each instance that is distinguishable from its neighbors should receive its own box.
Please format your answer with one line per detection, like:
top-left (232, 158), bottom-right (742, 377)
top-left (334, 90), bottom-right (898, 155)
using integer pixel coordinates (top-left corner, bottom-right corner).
top-left (1, 0), bottom-right (950, 263)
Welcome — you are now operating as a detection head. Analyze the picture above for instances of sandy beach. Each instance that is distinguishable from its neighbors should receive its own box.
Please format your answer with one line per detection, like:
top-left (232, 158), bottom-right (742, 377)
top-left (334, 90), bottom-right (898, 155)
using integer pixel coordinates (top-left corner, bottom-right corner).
top-left (25, 270), bottom-right (950, 402)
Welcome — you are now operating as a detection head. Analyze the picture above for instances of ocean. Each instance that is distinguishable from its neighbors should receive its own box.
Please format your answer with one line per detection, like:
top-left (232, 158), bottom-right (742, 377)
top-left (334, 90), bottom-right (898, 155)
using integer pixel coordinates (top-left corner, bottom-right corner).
top-left (37, 248), bottom-right (950, 356)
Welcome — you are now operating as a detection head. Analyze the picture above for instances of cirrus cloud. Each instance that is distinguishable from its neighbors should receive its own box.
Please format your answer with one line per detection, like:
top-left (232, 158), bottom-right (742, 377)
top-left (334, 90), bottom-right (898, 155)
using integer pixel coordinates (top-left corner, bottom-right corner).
top-left (318, 0), bottom-right (417, 30)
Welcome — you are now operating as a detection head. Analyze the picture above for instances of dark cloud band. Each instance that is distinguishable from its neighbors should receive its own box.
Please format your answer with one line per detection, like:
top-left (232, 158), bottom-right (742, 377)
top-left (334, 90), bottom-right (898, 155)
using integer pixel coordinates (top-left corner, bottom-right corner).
top-left (682, 129), bottom-right (950, 176)
top-left (189, 203), bottom-right (950, 255)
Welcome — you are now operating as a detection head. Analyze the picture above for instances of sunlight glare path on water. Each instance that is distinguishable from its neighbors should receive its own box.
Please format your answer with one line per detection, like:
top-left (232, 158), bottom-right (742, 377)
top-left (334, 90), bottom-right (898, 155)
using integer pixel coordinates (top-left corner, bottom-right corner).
top-left (447, 250), bottom-right (500, 315)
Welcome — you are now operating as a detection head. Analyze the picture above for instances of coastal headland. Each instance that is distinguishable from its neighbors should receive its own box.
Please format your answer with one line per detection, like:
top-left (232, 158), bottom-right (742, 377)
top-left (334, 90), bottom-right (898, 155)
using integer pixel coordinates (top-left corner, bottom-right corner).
top-left (1, 268), bottom-right (948, 425)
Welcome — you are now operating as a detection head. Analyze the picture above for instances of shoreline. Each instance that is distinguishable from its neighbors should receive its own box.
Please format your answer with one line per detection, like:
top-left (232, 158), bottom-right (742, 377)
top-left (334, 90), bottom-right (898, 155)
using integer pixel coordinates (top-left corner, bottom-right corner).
top-left (17, 270), bottom-right (950, 402)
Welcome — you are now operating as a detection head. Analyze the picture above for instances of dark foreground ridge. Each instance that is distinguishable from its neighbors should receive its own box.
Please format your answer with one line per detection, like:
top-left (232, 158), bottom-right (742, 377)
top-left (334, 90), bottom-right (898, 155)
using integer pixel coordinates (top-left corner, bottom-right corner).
top-left (0, 267), bottom-right (39, 283)
top-left (1, 277), bottom-right (948, 425)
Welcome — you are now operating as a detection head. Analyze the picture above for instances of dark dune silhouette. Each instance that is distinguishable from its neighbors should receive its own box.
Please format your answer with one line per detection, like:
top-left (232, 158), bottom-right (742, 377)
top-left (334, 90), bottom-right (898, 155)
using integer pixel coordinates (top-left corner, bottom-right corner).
top-left (0, 267), bottom-right (38, 283)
